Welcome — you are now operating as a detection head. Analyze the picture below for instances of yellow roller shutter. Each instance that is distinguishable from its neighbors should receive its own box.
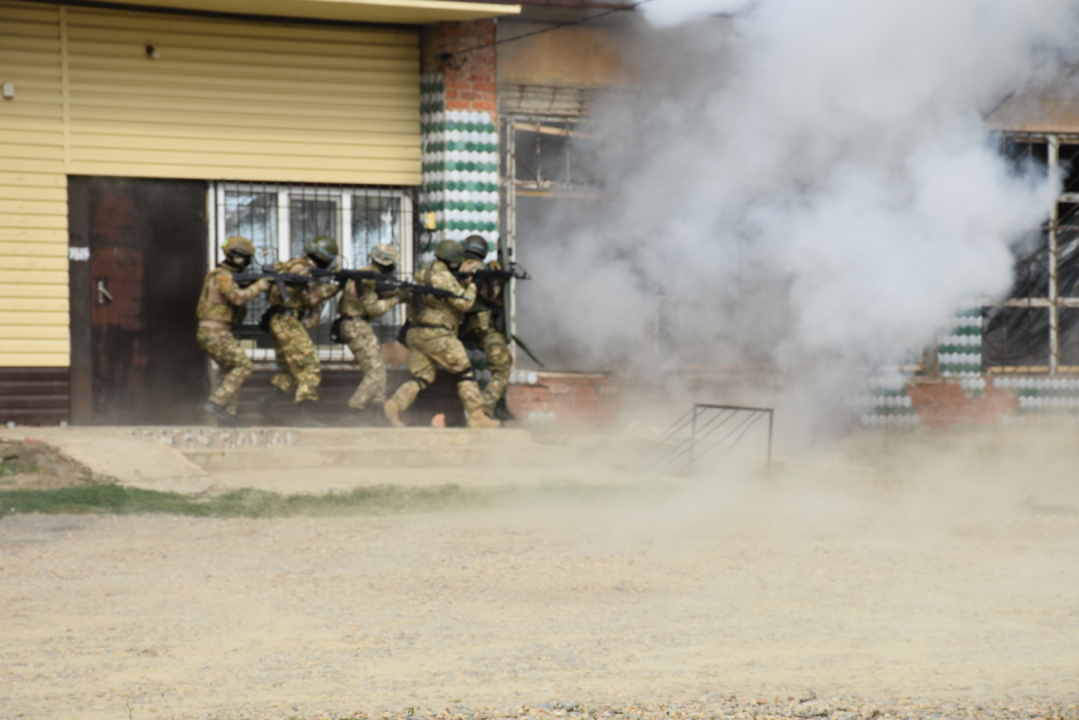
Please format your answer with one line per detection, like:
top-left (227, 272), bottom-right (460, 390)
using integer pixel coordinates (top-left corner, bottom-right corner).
top-left (65, 5), bottom-right (421, 185)
top-left (0, 1), bottom-right (68, 367)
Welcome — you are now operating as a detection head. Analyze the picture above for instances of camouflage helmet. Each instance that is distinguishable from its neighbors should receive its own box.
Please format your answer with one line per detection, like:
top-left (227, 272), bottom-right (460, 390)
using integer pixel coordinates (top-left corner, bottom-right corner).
top-left (304, 235), bottom-right (338, 266)
top-left (369, 243), bottom-right (399, 270)
top-left (223, 235), bottom-right (255, 259)
top-left (434, 239), bottom-right (465, 265)
top-left (462, 235), bottom-right (489, 261)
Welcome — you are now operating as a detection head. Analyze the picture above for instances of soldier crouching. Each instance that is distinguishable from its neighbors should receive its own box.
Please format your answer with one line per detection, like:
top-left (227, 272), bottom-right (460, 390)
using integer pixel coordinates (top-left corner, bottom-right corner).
top-left (338, 243), bottom-right (402, 425)
top-left (459, 234), bottom-right (514, 421)
top-left (196, 235), bottom-right (270, 426)
top-left (383, 239), bottom-right (500, 429)
top-left (258, 235), bottom-right (341, 427)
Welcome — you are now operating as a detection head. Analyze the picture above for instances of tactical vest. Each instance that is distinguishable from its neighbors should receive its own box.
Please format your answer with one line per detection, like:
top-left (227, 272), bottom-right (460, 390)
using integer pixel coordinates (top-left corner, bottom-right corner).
top-left (415, 261), bottom-right (470, 331)
top-left (338, 263), bottom-right (382, 318)
top-left (266, 257), bottom-right (315, 310)
top-left (196, 266), bottom-right (245, 325)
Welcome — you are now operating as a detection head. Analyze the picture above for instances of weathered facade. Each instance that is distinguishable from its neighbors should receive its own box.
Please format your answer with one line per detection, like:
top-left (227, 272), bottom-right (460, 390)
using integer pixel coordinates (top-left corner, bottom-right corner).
top-left (0, 0), bottom-right (519, 425)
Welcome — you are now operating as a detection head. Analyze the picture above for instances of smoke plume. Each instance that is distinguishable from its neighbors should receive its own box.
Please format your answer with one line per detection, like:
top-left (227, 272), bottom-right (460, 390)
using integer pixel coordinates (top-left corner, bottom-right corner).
top-left (516, 0), bottom-right (1078, 421)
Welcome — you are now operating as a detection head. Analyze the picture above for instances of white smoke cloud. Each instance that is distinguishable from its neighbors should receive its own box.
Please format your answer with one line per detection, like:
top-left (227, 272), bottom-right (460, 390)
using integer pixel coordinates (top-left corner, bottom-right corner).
top-left (517, 0), bottom-right (1076, 417)
top-left (639, 0), bottom-right (751, 27)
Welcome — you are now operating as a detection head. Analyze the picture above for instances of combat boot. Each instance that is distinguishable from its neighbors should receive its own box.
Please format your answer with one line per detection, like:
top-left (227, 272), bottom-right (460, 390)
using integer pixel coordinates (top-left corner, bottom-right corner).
top-left (383, 399), bottom-right (406, 428)
top-left (294, 402), bottom-right (325, 428)
top-left (258, 386), bottom-right (288, 423)
top-left (491, 396), bottom-right (516, 422)
top-left (467, 409), bottom-right (501, 429)
top-left (339, 407), bottom-right (368, 427)
top-left (204, 400), bottom-right (240, 427)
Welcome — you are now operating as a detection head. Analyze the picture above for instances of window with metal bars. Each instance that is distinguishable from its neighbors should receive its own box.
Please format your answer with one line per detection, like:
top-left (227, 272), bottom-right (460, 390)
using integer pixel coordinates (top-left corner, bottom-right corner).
top-left (209, 182), bottom-right (415, 363)
top-left (982, 135), bottom-right (1079, 373)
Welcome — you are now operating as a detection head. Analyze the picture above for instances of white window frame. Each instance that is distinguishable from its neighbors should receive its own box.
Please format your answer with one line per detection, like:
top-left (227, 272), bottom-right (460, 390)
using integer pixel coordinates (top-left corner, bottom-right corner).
top-left (209, 182), bottom-right (414, 364)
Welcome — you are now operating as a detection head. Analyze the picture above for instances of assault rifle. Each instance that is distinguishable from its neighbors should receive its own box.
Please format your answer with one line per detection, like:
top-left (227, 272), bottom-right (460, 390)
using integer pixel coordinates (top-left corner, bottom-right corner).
top-left (236, 265), bottom-right (467, 304)
top-left (452, 264), bottom-right (530, 284)
top-left (331, 269), bottom-right (464, 301)
top-left (233, 264), bottom-right (319, 303)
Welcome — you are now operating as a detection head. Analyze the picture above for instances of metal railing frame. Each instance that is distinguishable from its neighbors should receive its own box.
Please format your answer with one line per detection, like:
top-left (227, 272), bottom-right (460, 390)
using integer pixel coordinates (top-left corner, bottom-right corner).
top-left (621, 403), bottom-right (774, 474)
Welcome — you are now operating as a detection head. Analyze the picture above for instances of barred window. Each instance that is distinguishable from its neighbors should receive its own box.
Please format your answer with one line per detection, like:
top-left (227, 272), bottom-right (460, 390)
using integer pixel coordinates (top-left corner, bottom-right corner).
top-left (210, 182), bottom-right (415, 362)
top-left (981, 136), bottom-right (1079, 374)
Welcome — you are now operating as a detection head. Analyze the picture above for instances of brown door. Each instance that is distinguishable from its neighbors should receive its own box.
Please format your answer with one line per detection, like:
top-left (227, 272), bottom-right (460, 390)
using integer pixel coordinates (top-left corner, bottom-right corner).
top-left (68, 177), bottom-right (208, 425)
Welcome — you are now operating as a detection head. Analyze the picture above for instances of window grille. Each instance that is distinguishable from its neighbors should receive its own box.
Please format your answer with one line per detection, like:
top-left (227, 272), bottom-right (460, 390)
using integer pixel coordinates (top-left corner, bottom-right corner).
top-left (982, 135), bottom-right (1079, 374)
top-left (209, 182), bottom-right (415, 363)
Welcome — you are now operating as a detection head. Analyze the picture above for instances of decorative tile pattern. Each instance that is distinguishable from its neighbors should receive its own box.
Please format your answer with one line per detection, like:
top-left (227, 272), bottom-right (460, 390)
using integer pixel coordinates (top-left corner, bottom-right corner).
top-left (938, 304), bottom-right (982, 377)
top-left (418, 72), bottom-right (500, 265)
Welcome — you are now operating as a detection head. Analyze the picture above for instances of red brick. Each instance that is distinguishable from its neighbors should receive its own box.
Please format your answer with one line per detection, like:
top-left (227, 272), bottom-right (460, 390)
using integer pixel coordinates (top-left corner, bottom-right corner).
top-left (907, 378), bottom-right (1016, 429)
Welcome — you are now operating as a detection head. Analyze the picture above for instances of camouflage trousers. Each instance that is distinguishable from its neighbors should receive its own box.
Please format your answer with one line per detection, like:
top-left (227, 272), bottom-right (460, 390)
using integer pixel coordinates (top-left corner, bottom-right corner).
top-left (387, 326), bottom-right (484, 416)
top-left (197, 327), bottom-right (252, 413)
top-left (268, 313), bottom-right (321, 402)
top-left (341, 316), bottom-right (386, 410)
top-left (464, 311), bottom-right (510, 412)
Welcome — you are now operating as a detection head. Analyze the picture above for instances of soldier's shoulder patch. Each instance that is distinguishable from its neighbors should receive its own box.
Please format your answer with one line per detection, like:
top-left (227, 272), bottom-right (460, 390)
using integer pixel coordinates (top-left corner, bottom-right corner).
top-left (215, 272), bottom-right (233, 292)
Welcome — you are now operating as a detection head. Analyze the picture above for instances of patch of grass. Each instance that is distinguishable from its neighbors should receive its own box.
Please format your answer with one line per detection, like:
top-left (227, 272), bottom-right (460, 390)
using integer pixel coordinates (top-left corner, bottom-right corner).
top-left (0, 478), bottom-right (669, 520)
top-left (0, 483), bottom-right (500, 519)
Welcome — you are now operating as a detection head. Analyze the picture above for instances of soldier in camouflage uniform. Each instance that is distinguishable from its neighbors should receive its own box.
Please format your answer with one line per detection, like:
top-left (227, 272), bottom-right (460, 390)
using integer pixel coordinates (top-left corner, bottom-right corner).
top-left (259, 235), bottom-right (341, 427)
top-left (338, 244), bottom-right (401, 425)
top-left (383, 239), bottom-right (500, 429)
top-left (459, 235), bottom-right (514, 421)
top-left (196, 235), bottom-right (271, 426)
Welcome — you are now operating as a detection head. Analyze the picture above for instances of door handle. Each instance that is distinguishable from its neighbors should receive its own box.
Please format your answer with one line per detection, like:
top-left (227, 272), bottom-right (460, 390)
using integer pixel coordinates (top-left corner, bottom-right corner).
top-left (97, 280), bottom-right (113, 305)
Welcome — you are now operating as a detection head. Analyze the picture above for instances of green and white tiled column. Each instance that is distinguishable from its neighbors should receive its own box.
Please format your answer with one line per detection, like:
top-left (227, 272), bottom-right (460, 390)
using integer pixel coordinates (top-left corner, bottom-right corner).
top-left (848, 373), bottom-right (919, 429)
top-left (418, 72), bottom-right (500, 265)
top-left (937, 303), bottom-right (983, 378)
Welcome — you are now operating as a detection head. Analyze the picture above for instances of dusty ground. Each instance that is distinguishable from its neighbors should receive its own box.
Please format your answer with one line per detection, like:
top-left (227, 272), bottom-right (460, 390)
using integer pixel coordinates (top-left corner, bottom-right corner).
top-left (1, 432), bottom-right (1079, 720)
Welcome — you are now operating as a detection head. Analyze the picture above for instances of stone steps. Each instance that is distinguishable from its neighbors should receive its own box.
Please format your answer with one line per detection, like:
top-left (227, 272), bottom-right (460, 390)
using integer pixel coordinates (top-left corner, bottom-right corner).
top-left (288, 427), bottom-right (533, 448)
top-left (182, 443), bottom-right (572, 473)
top-left (177, 427), bottom-right (574, 473)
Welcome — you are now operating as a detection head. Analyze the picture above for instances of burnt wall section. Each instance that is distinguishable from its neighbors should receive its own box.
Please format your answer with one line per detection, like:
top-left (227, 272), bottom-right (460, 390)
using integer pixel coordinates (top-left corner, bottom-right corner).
top-left (0, 368), bottom-right (71, 426)
top-left (68, 176), bottom-right (208, 426)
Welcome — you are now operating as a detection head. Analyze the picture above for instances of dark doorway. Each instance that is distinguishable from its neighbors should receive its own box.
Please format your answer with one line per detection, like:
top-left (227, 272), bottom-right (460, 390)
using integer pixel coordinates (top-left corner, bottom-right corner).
top-left (68, 177), bottom-right (208, 425)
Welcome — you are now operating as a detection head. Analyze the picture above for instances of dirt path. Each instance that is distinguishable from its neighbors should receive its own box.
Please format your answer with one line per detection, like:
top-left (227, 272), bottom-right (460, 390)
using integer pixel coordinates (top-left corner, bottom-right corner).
top-left (2, 443), bottom-right (1079, 719)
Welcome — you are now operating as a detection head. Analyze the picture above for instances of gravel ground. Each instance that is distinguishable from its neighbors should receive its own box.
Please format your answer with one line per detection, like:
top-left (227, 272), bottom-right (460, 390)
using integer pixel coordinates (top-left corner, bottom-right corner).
top-left (2, 440), bottom-right (1079, 720)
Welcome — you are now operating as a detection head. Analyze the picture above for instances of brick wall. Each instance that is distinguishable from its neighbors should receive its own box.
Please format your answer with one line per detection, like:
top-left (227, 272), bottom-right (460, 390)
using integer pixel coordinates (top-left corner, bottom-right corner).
top-left (505, 372), bottom-right (620, 429)
top-left (418, 19), bottom-right (500, 262)
top-left (906, 378), bottom-right (1017, 429)
top-left (421, 20), bottom-right (497, 119)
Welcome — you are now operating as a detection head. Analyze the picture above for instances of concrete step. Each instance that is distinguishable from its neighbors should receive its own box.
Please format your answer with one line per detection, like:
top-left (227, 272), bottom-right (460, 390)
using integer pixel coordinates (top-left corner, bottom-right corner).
top-left (182, 442), bottom-right (574, 473)
top-left (289, 427), bottom-right (534, 448)
top-left (204, 463), bottom-right (634, 494)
